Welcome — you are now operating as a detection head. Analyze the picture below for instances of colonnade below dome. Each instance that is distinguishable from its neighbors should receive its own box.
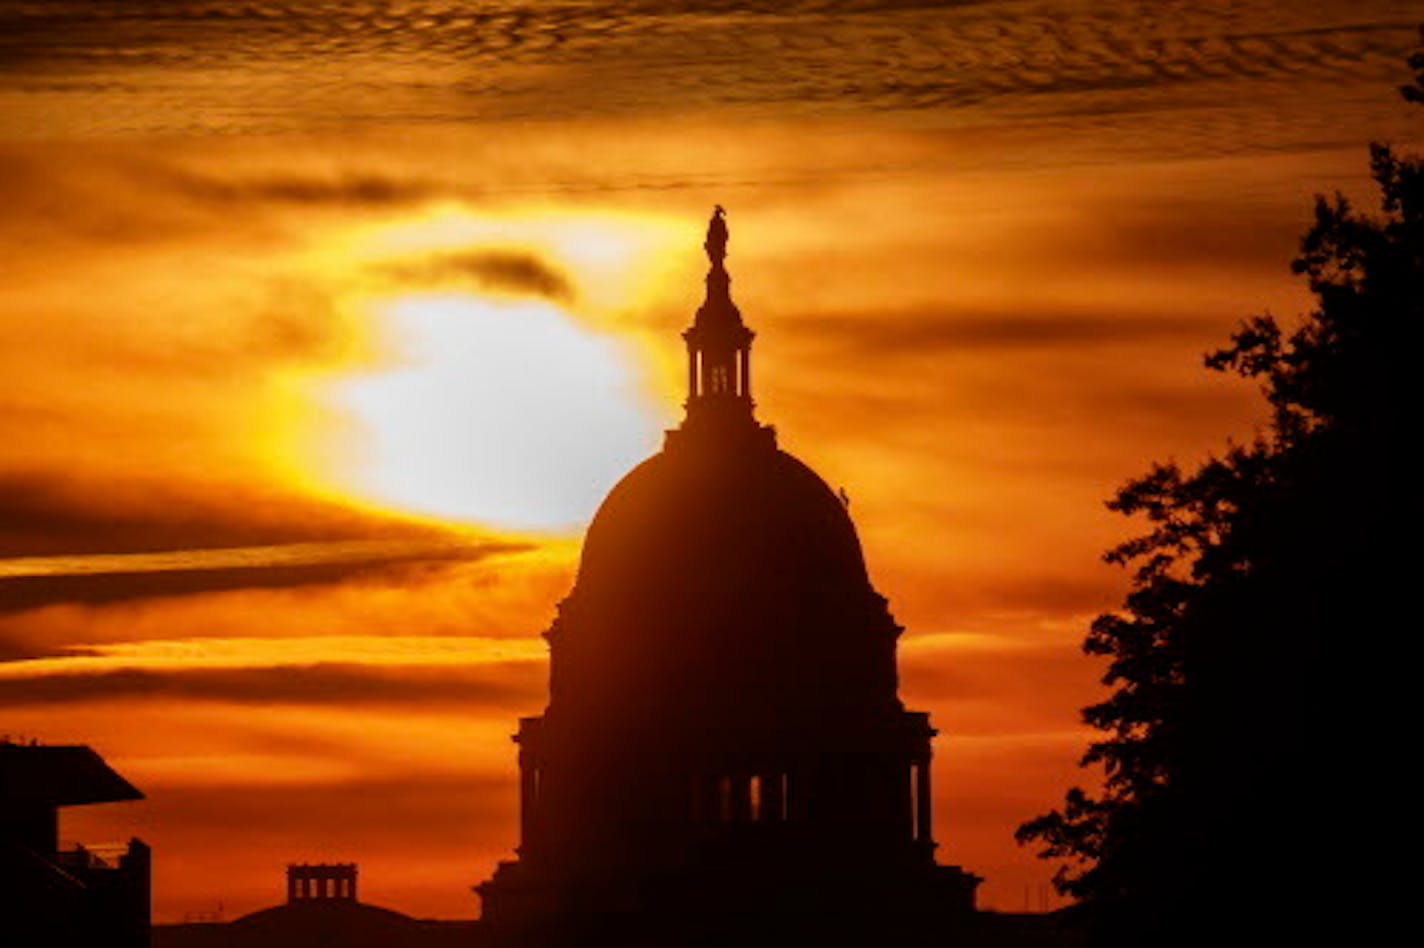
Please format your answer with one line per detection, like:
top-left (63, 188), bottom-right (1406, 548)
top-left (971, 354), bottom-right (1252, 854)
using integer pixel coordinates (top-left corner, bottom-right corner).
top-left (503, 710), bottom-right (939, 870)
top-left (512, 760), bottom-right (935, 856)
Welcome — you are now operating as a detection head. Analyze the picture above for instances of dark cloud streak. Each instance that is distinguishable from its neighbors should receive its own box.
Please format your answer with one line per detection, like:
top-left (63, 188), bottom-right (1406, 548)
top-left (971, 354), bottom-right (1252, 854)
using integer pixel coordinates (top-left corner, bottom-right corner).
top-left (1, 1), bottom-right (1417, 145)
top-left (0, 472), bottom-right (460, 559)
top-left (784, 310), bottom-right (1226, 355)
top-left (144, 164), bottom-right (451, 208)
top-left (377, 249), bottom-right (575, 302)
top-left (0, 660), bottom-right (545, 708)
top-left (0, 544), bottom-right (520, 614)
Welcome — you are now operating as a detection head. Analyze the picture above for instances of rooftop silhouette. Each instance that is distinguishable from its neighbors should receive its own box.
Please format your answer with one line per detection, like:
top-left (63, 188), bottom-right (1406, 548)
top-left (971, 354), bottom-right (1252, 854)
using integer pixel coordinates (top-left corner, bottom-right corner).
top-left (1, 739), bottom-right (151, 948)
top-left (153, 863), bottom-right (475, 948)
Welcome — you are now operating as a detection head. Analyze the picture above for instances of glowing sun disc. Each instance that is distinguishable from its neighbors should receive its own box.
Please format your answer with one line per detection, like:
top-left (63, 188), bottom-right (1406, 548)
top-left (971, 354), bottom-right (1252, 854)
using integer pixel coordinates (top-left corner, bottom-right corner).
top-left (330, 293), bottom-right (659, 531)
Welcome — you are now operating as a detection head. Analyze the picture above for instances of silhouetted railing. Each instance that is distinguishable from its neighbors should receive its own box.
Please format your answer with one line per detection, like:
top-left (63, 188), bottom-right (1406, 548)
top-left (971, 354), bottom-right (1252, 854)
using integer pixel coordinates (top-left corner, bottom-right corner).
top-left (55, 841), bottom-right (134, 871)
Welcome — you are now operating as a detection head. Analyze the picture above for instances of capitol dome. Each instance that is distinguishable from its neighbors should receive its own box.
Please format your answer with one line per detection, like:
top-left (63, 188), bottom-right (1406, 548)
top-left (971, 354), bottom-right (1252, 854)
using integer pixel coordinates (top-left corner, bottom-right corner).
top-left (552, 423), bottom-right (905, 724)
top-left (544, 212), bottom-right (899, 726)
top-left (579, 440), bottom-right (869, 604)
top-left (477, 208), bottom-right (980, 942)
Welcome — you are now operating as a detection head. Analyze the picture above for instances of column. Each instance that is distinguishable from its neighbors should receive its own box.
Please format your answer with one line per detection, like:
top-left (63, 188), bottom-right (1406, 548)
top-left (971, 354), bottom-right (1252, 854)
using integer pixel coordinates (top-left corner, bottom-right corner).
top-left (519, 755), bottom-right (536, 849)
top-left (689, 773), bottom-right (706, 821)
top-left (731, 774), bottom-right (751, 822)
top-left (763, 772), bottom-right (785, 822)
top-left (915, 757), bottom-right (932, 843)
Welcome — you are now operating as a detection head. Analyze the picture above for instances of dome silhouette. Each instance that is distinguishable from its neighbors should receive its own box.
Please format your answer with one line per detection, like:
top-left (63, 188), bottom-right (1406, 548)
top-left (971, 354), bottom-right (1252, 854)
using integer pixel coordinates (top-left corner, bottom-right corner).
top-left (232, 898), bottom-right (412, 934)
top-left (554, 436), bottom-right (900, 725)
top-left (582, 444), bottom-right (869, 598)
top-left (477, 208), bottom-right (980, 944)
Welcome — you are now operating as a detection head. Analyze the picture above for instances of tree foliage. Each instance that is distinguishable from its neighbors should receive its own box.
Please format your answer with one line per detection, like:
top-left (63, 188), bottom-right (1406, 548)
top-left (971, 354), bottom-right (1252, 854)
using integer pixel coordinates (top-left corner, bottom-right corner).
top-left (1018, 36), bottom-right (1422, 946)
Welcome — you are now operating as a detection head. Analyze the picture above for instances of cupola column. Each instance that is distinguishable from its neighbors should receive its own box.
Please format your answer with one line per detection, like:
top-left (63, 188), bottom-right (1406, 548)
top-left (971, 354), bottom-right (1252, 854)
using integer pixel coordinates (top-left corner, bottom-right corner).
top-left (915, 754), bottom-right (932, 844)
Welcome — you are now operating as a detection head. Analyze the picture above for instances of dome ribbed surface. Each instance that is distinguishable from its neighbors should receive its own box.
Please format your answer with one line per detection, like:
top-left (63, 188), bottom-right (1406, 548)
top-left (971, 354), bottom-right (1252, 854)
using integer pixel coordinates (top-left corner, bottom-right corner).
top-left (547, 431), bottom-right (899, 723)
top-left (577, 440), bottom-right (868, 606)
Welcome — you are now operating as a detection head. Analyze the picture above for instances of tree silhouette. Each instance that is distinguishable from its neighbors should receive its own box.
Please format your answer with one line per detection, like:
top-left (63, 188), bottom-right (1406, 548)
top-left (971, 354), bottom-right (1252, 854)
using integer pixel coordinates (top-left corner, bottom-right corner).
top-left (1018, 33), bottom-right (1423, 947)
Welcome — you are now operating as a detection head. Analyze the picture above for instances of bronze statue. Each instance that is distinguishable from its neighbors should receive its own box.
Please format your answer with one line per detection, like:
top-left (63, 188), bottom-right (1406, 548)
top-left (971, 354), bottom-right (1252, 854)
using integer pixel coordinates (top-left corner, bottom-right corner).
top-left (704, 204), bottom-right (728, 263)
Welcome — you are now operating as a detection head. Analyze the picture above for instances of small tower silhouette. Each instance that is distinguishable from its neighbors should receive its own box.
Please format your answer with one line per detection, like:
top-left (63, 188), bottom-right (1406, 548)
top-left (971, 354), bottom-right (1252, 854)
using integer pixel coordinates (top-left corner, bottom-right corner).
top-left (286, 862), bottom-right (358, 903)
top-left (683, 204), bottom-right (756, 426)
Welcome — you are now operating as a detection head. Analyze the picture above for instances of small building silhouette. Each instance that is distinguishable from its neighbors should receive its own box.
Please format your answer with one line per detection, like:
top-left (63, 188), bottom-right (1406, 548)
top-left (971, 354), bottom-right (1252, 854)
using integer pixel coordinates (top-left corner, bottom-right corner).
top-left (0, 738), bottom-right (150, 948)
top-left (286, 862), bottom-right (357, 902)
top-left (154, 863), bottom-right (475, 948)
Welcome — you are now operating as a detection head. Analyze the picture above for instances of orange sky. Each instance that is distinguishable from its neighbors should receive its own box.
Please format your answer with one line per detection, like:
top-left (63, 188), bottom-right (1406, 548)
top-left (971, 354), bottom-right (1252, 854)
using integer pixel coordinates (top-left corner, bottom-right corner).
top-left (2, 0), bottom-right (1421, 922)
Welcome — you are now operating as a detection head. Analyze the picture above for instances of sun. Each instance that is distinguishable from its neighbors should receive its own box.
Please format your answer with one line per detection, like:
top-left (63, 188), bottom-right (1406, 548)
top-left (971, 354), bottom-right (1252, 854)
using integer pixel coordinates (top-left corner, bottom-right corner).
top-left (274, 208), bottom-right (695, 532)
top-left (325, 292), bottom-right (662, 531)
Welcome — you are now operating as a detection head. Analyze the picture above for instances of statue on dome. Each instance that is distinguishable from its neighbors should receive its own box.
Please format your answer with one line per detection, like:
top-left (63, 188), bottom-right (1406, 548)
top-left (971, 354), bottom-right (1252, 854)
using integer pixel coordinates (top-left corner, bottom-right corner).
top-left (705, 204), bottom-right (728, 264)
